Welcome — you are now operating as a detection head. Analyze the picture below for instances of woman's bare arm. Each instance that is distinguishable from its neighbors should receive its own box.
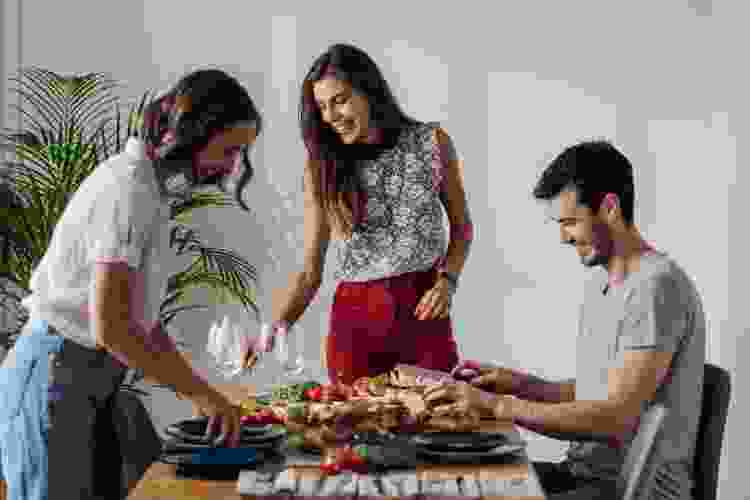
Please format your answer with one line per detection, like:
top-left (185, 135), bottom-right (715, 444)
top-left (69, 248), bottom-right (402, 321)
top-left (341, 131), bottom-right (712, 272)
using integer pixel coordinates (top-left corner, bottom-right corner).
top-left (270, 158), bottom-right (332, 325)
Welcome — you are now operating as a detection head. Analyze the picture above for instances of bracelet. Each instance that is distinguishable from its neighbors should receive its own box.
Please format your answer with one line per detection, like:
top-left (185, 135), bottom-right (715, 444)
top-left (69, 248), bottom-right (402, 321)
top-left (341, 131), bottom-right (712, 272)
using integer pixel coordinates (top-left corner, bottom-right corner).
top-left (436, 270), bottom-right (459, 296)
top-left (271, 320), bottom-right (291, 336)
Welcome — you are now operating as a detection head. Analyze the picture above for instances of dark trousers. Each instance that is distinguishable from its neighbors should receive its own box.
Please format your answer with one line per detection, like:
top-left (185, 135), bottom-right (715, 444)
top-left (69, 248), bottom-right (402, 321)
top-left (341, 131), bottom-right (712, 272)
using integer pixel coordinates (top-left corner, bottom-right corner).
top-left (534, 461), bottom-right (619, 500)
top-left (1, 321), bottom-right (161, 500)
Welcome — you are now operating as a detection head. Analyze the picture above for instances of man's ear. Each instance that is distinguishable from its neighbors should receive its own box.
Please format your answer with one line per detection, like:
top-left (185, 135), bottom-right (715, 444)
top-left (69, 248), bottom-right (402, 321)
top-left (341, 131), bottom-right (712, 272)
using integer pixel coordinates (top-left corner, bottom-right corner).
top-left (600, 193), bottom-right (620, 215)
top-left (598, 193), bottom-right (621, 223)
top-left (604, 193), bottom-right (618, 210)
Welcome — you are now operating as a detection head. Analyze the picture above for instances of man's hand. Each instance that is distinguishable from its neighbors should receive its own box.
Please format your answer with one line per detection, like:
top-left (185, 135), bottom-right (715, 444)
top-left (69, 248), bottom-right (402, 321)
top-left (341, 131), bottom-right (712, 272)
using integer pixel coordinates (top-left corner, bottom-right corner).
top-left (423, 381), bottom-right (512, 418)
top-left (469, 367), bottom-right (518, 394)
top-left (188, 388), bottom-right (242, 447)
top-left (177, 391), bottom-right (207, 417)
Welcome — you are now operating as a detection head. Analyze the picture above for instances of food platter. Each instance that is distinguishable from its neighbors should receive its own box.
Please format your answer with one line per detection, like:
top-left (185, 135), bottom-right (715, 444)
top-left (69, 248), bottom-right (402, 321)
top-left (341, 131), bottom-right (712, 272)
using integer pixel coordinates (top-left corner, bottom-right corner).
top-left (163, 364), bottom-right (523, 475)
top-left (230, 364), bottom-right (521, 472)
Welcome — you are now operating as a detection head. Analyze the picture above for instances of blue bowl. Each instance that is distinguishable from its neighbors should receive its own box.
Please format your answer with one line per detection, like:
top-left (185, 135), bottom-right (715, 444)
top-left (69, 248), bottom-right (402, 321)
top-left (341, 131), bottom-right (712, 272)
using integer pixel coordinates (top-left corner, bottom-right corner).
top-left (185, 447), bottom-right (259, 465)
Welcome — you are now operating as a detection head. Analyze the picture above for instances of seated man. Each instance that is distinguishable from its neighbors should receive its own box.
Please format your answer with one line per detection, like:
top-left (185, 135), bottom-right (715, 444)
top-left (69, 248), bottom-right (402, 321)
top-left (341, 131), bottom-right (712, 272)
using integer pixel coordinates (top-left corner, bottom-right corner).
top-left (425, 140), bottom-right (705, 500)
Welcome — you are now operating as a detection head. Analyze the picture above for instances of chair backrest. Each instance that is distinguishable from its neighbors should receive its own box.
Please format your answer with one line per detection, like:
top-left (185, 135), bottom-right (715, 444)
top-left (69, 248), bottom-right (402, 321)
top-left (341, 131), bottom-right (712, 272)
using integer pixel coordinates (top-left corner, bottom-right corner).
top-left (619, 404), bottom-right (669, 500)
top-left (693, 363), bottom-right (731, 500)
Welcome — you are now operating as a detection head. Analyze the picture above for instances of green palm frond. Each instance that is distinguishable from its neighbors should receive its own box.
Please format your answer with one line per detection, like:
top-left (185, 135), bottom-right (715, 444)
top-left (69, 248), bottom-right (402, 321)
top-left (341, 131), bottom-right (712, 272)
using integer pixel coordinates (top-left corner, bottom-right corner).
top-left (165, 222), bottom-right (259, 318)
top-left (7, 69), bottom-right (119, 146)
top-left (160, 304), bottom-right (210, 327)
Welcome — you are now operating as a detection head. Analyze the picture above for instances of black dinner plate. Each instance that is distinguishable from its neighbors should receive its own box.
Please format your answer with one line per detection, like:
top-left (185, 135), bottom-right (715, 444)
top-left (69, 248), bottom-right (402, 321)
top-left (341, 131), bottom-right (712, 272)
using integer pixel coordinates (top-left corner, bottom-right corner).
top-left (164, 417), bottom-right (274, 444)
top-left (162, 427), bottom-right (286, 451)
top-left (411, 432), bottom-right (511, 452)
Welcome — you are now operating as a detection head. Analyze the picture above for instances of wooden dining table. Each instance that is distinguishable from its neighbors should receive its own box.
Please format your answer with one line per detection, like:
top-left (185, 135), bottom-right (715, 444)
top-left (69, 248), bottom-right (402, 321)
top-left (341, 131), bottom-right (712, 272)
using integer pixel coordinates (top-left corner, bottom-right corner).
top-left (127, 383), bottom-right (548, 499)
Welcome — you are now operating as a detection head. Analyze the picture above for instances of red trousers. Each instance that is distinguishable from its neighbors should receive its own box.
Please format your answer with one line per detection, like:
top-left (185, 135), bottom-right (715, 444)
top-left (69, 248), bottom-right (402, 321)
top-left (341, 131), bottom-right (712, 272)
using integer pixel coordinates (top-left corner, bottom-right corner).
top-left (326, 267), bottom-right (459, 385)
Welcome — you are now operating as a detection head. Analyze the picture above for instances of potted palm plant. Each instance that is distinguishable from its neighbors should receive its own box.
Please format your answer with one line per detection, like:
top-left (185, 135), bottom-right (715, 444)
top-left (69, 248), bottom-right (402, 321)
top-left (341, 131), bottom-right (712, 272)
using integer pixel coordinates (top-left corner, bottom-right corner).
top-left (0, 68), bottom-right (261, 496)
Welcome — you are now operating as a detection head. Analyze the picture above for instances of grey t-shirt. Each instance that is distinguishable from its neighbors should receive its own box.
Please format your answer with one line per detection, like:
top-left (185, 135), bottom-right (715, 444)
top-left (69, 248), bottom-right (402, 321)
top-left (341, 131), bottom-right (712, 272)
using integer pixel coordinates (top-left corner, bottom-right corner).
top-left (568, 251), bottom-right (705, 500)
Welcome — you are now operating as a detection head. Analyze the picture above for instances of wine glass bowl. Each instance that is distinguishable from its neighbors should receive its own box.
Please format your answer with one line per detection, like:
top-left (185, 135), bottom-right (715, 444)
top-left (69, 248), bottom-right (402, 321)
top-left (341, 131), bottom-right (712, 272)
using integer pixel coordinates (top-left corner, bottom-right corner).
top-left (282, 355), bottom-right (306, 378)
top-left (274, 328), bottom-right (307, 384)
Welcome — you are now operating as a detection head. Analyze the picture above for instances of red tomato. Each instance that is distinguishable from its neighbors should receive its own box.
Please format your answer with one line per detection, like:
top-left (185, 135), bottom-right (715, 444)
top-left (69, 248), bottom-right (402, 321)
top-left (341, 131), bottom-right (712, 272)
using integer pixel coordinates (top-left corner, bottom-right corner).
top-left (240, 414), bottom-right (259, 425)
top-left (320, 463), bottom-right (340, 475)
top-left (306, 387), bottom-right (322, 401)
top-left (349, 452), bottom-right (366, 466)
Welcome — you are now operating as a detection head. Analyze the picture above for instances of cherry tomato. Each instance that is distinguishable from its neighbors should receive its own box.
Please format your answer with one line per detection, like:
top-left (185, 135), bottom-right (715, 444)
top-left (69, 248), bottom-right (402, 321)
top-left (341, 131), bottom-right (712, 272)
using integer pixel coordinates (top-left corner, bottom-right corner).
top-left (335, 445), bottom-right (368, 471)
top-left (306, 387), bottom-right (322, 401)
top-left (320, 463), bottom-right (341, 475)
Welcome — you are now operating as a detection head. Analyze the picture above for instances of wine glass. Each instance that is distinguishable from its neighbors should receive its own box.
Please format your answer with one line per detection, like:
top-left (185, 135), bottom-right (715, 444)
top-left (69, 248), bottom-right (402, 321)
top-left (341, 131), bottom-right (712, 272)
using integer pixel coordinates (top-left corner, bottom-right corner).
top-left (205, 316), bottom-right (252, 381)
top-left (273, 327), bottom-right (307, 386)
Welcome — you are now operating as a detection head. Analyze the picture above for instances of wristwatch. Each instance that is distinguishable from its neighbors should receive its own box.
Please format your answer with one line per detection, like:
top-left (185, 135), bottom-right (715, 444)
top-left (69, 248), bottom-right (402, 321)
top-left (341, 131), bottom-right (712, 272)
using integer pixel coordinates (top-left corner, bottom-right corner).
top-left (436, 268), bottom-right (459, 289)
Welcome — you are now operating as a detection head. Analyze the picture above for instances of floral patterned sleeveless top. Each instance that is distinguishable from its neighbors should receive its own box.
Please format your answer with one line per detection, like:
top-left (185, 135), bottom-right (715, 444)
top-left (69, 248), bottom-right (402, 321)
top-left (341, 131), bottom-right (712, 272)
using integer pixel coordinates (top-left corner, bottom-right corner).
top-left (332, 121), bottom-right (448, 282)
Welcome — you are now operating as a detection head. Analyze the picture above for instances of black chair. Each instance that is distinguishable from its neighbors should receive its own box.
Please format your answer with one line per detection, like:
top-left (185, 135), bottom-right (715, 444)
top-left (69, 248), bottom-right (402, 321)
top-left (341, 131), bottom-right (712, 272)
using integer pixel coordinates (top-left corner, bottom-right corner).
top-left (693, 363), bottom-right (731, 500)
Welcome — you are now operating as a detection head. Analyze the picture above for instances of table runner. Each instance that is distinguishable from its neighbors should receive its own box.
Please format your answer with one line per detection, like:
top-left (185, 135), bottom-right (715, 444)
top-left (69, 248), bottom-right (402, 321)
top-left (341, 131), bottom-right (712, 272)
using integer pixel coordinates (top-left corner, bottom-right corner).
top-left (237, 455), bottom-right (545, 497)
top-left (238, 468), bottom-right (543, 497)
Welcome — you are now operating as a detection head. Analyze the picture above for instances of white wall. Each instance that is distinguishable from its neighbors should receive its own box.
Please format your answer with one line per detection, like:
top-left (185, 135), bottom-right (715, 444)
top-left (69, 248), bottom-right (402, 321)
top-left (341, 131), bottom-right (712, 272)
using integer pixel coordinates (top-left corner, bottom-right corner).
top-left (9, 1), bottom-right (747, 497)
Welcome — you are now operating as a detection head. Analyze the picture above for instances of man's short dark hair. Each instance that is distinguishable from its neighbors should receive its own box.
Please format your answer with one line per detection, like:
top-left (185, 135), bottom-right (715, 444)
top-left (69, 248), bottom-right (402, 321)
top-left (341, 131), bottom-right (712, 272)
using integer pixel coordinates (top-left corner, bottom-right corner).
top-left (532, 140), bottom-right (635, 224)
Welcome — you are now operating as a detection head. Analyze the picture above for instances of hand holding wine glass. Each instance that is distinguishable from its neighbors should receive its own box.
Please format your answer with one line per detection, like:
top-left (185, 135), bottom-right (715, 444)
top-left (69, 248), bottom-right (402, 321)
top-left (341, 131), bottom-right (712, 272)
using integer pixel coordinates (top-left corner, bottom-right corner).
top-left (275, 326), bottom-right (306, 381)
top-left (207, 316), bottom-right (259, 380)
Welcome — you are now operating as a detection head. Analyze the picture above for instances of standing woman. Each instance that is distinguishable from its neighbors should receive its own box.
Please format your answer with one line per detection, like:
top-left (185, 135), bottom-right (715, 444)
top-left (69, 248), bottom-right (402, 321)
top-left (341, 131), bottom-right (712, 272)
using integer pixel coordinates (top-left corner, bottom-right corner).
top-left (248, 44), bottom-right (474, 385)
top-left (0, 69), bottom-right (262, 500)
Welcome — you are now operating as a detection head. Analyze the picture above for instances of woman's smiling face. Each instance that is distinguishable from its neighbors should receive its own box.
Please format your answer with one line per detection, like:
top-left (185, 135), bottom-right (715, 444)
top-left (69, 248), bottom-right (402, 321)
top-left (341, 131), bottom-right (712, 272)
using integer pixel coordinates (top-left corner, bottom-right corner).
top-left (312, 78), bottom-right (371, 144)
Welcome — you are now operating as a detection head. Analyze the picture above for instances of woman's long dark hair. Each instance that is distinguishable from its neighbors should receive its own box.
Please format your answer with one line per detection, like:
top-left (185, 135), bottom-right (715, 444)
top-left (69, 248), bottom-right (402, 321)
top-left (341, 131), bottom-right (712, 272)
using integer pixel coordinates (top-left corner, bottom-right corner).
top-left (140, 69), bottom-right (263, 210)
top-left (299, 43), bottom-right (417, 236)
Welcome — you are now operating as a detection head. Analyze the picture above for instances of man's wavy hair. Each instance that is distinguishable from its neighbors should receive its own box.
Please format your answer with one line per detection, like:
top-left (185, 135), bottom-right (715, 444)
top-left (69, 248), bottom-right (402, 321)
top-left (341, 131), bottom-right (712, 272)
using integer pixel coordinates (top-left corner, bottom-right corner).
top-left (139, 69), bottom-right (263, 210)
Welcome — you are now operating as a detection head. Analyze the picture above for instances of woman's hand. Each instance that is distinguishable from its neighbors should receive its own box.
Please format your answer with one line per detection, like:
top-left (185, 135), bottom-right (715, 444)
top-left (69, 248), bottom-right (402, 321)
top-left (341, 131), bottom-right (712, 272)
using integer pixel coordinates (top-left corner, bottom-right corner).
top-left (415, 278), bottom-right (454, 320)
top-left (241, 322), bottom-right (287, 369)
top-left (240, 337), bottom-right (261, 371)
